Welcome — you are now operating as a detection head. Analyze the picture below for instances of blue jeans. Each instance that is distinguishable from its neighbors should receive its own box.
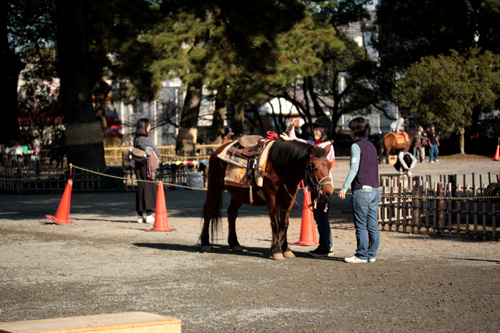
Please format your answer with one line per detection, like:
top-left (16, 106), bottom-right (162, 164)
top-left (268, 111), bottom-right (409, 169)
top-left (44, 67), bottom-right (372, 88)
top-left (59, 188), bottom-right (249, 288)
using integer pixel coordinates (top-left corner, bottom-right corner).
top-left (352, 188), bottom-right (381, 259)
top-left (429, 145), bottom-right (439, 162)
top-left (314, 199), bottom-right (332, 251)
top-left (413, 146), bottom-right (424, 162)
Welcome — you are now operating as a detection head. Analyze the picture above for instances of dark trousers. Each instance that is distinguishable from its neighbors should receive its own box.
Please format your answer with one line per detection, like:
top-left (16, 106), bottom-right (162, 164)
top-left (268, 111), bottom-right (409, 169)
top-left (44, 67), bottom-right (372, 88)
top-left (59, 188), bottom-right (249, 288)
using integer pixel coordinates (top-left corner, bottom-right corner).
top-left (135, 162), bottom-right (157, 213)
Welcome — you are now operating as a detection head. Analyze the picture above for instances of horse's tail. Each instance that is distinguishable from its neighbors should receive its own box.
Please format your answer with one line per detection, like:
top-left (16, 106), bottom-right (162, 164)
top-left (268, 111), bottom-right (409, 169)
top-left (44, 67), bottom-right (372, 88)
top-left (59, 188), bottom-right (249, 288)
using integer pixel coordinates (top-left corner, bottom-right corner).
top-left (202, 196), bottom-right (223, 244)
top-left (379, 135), bottom-right (386, 164)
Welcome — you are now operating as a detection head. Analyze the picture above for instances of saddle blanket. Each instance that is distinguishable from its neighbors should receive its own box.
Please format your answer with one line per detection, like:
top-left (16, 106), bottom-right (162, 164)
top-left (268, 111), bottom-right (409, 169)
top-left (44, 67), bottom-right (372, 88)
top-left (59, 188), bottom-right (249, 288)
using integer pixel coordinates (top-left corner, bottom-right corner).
top-left (386, 132), bottom-right (409, 146)
top-left (217, 140), bottom-right (274, 188)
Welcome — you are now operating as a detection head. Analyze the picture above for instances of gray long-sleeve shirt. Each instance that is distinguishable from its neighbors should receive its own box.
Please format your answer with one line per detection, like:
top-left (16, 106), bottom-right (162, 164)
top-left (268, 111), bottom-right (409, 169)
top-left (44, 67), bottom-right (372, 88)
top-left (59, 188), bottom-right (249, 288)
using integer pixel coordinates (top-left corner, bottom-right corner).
top-left (134, 136), bottom-right (160, 158)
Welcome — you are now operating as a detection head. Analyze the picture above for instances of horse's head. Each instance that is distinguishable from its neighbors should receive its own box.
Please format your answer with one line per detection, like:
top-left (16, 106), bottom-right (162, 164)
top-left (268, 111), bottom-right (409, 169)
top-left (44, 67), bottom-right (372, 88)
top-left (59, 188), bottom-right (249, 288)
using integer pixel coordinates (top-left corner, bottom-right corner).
top-left (306, 147), bottom-right (334, 202)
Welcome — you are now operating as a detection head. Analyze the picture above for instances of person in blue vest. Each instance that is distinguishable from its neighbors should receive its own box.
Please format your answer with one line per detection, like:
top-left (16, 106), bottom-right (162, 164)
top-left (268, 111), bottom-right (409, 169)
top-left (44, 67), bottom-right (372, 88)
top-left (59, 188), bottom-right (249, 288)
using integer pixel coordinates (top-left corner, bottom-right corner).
top-left (338, 117), bottom-right (381, 263)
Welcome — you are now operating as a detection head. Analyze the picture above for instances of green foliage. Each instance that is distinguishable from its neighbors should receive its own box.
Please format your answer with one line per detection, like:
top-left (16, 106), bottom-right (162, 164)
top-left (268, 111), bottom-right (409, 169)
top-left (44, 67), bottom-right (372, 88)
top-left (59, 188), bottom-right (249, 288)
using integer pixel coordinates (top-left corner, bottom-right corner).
top-left (395, 47), bottom-right (500, 133)
top-left (374, 0), bottom-right (500, 104)
top-left (266, 1), bottom-right (374, 129)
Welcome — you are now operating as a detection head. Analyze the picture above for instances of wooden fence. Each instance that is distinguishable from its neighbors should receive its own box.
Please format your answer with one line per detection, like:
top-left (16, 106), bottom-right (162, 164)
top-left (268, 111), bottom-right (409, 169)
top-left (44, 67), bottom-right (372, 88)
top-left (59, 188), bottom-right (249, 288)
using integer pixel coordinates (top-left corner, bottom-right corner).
top-left (104, 144), bottom-right (219, 166)
top-left (379, 172), bottom-right (500, 240)
top-left (0, 165), bottom-right (195, 194)
top-left (1, 144), bottom-right (220, 169)
top-left (2, 159), bottom-right (499, 241)
top-left (0, 144), bottom-right (216, 193)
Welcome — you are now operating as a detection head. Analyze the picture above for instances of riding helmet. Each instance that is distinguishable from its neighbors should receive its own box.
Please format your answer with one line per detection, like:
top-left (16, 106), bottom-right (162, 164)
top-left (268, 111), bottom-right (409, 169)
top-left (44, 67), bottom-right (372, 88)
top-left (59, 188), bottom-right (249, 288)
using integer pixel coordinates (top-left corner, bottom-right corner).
top-left (313, 116), bottom-right (334, 137)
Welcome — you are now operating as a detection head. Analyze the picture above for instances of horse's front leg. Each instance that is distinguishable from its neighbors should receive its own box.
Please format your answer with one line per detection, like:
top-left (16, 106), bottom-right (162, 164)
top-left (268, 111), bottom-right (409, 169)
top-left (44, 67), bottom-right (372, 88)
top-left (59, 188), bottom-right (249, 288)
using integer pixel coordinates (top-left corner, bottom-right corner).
top-left (279, 206), bottom-right (295, 258)
top-left (227, 199), bottom-right (242, 251)
top-left (270, 211), bottom-right (284, 260)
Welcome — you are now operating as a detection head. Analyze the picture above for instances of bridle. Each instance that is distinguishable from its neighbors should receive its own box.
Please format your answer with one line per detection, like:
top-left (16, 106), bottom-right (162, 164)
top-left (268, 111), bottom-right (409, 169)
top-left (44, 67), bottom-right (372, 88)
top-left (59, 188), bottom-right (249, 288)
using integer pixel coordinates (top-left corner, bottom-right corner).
top-left (306, 157), bottom-right (332, 210)
top-left (278, 157), bottom-right (332, 213)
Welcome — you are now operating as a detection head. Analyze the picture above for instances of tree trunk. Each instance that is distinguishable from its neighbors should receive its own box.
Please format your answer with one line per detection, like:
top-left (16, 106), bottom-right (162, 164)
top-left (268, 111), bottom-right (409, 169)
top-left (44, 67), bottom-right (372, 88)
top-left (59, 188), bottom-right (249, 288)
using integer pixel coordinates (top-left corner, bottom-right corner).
top-left (175, 13), bottom-right (211, 154)
top-left (230, 102), bottom-right (245, 136)
top-left (176, 79), bottom-right (202, 155)
top-left (459, 126), bottom-right (465, 155)
top-left (209, 88), bottom-right (226, 144)
top-left (93, 79), bottom-right (112, 130)
top-left (56, 0), bottom-right (106, 171)
top-left (0, 0), bottom-right (24, 145)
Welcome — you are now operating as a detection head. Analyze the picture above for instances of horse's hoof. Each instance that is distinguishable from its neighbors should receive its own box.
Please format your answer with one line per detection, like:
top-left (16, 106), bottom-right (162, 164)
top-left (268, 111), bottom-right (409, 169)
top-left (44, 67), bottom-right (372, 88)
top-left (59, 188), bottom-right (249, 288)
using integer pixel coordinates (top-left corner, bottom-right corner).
top-left (201, 245), bottom-right (211, 252)
top-left (283, 251), bottom-right (295, 258)
top-left (272, 253), bottom-right (285, 260)
top-left (231, 246), bottom-right (243, 252)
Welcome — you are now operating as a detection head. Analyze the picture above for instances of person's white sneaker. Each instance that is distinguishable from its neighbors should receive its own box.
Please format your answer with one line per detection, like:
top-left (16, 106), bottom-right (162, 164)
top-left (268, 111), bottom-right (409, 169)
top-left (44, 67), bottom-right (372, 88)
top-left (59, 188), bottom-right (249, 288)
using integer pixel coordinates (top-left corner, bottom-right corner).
top-left (344, 256), bottom-right (368, 263)
top-left (368, 257), bottom-right (377, 263)
top-left (146, 215), bottom-right (155, 224)
top-left (137, 216), bottom-right (146, 223)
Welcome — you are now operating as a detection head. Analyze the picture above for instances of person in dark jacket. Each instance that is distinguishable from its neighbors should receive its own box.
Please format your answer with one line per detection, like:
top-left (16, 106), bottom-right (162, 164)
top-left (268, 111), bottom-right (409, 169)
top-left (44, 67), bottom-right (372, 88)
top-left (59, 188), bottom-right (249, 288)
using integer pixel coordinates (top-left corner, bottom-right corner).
top-left (134, 118), bottom-right (161, 224)
top-left (427, 125), bottom-right (440, 163)
top-left (339, 117), bottom-right (381, 263)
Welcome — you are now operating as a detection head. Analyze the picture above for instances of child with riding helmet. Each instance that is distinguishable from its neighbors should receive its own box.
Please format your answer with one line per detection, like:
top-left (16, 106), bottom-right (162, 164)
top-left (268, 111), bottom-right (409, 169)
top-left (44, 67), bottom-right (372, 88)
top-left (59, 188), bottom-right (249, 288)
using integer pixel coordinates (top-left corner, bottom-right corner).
top-left (281, 116), bottom-right (335, 258)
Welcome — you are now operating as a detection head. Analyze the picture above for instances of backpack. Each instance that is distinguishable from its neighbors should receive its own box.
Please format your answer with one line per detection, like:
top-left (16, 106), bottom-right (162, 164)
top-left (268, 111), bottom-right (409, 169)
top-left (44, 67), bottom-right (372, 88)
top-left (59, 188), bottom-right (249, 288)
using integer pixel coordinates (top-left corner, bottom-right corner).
top-left (128, 147), bottom-right (148, 162)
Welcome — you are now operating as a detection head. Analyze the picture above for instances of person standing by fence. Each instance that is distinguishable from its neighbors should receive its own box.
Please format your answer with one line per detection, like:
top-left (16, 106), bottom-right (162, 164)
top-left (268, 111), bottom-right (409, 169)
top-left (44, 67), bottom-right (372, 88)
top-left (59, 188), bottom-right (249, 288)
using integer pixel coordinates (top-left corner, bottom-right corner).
top-left (338, 117), bottom-right (381, 263)
top-left (413, 125), bottom-right (427, 163)
top-left (428, 125), bottom-right (440, 163)
top-left (134, 119), bottom-right (160, 224)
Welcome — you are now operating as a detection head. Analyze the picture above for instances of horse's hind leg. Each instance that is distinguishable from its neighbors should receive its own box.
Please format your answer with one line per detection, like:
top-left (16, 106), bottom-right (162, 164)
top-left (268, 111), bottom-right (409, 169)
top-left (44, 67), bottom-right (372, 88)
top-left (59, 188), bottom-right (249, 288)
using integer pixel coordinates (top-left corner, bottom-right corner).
top-left (227, 198), bottom-right (242, 251)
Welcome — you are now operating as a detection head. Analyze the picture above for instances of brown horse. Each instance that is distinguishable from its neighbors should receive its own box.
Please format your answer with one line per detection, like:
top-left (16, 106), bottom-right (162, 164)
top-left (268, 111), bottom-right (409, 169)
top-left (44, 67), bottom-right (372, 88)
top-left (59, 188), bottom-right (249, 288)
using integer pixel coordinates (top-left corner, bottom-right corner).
top-left (380, 130), bottom-right (416, 164)
top-left (200, 139), bottom-right (334, 260)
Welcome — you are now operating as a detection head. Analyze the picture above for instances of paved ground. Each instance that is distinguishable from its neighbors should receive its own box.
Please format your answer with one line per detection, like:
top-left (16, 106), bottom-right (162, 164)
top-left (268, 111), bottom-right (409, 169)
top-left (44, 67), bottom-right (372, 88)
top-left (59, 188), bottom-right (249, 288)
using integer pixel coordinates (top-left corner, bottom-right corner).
top-left (0, 157), bottom-right (499, 332)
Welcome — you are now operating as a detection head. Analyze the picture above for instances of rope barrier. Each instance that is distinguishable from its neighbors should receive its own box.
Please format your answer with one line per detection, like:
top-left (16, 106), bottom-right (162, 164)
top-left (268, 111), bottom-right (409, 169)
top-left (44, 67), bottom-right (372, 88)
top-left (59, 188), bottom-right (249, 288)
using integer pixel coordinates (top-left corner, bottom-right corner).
top-left (379, 193), bottom-right (500, 200)
top-left (69, 164), bottom-right (206, 191)
top-left (2, 164), bottom-right (499, 200)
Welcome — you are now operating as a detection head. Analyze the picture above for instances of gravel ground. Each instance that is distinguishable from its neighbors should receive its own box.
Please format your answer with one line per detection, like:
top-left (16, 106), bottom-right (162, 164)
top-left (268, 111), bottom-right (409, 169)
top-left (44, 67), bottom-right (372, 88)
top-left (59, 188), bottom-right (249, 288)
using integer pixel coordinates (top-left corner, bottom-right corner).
top-left (0, 157), bottom-right (499, 332)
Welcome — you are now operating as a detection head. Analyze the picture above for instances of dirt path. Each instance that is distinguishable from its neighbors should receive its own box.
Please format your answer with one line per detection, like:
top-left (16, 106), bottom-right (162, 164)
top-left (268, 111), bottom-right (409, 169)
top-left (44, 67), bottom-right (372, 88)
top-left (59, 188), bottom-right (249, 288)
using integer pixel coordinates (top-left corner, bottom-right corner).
top-left (0, 158), bottom-right (499, 332)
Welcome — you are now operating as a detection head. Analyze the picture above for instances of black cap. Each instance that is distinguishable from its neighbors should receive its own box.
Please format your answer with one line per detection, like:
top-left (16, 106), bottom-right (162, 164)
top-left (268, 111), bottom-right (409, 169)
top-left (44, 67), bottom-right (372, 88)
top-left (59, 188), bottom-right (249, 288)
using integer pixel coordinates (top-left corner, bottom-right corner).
top-left (313, 116), bottom-right (333, 136)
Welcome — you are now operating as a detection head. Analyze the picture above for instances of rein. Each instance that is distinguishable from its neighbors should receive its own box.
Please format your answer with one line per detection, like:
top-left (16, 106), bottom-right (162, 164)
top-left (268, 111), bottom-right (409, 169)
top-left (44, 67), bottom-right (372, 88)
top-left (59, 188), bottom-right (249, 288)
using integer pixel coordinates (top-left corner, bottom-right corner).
top-left (278, 157), bottom-right (332, 213)
top-left (306, 157), bottom-right (332, 187)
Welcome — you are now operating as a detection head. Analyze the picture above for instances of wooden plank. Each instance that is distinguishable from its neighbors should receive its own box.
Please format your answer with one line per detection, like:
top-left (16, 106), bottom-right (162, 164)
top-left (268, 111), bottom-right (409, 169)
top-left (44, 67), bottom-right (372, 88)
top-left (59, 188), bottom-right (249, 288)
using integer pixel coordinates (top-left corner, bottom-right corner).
top-left (492, 203), bottom-right (497, 240)
top-left (0, 312), bottom-right (181, 333)
top-left (388, 155), bottom-right (397, 165)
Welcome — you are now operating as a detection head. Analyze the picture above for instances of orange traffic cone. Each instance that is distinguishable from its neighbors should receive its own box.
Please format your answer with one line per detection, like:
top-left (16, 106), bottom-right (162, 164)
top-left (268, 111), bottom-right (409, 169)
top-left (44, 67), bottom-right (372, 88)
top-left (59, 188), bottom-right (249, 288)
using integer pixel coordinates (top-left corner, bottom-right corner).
top-left (289, 181), bottom-right (319, 246)
top-left (46, 179), bottom-right (74, 225)
top-left (148, 182), bottom-right (174, 232)
top-left (493, 143), bottom-right (500, 161)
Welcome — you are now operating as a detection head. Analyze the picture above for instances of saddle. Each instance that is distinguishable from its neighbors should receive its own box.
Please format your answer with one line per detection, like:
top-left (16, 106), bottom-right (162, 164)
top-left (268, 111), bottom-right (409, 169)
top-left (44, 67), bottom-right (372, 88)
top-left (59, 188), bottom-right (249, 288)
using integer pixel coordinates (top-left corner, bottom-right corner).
top-left (218, 135), bottom-right (275, 197)
top-left (234, 135), bottom-right (273, 158)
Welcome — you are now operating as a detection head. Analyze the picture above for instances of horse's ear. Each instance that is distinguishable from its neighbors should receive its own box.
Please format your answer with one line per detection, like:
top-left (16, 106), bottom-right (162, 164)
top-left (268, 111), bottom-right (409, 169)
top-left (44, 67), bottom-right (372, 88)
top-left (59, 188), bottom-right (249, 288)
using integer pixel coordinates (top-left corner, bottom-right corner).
top-left (309, 147), bottom-right (317, 158)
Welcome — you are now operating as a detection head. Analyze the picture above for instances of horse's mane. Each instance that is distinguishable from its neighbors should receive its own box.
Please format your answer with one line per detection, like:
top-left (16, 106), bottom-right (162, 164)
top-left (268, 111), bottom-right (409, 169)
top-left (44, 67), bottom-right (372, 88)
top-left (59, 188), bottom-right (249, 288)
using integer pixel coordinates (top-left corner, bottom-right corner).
top-left (268, 139), bottom-right (327, 171)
